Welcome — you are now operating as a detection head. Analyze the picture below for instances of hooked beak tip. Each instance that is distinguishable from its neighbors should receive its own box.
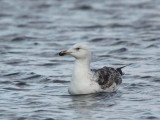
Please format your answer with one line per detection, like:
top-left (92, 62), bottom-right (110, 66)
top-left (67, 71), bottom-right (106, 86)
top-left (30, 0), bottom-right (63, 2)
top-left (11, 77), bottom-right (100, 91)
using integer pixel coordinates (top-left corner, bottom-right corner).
top-left (59, 50), bottom-right (71, 56)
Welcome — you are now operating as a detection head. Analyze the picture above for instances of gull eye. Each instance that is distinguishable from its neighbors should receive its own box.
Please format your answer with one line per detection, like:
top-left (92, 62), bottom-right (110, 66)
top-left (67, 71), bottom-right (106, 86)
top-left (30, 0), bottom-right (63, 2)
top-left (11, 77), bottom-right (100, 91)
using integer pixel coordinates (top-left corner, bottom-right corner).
top-left (75, 48), bottom-right (80, 51)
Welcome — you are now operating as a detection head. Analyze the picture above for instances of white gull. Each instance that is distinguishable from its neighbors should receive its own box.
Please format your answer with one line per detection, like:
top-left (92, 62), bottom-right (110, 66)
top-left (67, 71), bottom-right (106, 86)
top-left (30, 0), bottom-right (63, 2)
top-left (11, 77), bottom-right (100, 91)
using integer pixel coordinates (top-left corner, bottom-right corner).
top-left (59, 43), bottom-right (126, 95)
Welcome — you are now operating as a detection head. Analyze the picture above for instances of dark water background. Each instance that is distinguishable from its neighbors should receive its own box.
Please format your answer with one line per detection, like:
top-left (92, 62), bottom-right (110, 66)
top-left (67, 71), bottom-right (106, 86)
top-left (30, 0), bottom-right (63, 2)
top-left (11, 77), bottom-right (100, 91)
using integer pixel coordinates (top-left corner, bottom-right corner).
top-left (0, 0), bottom-right (160, 120)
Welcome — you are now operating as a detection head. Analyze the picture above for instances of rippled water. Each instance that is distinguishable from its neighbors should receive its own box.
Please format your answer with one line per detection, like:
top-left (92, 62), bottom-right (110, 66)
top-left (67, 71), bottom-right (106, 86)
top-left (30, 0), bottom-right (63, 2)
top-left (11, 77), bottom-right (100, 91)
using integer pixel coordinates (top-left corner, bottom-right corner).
top-left (0, 0), bottom-right (160, 120)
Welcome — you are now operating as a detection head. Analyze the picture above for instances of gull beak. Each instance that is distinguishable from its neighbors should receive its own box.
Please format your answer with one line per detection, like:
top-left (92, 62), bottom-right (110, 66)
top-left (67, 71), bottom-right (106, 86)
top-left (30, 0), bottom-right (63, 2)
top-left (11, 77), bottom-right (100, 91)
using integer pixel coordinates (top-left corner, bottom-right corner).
top-left (59, 50), bottom-right (72, 56)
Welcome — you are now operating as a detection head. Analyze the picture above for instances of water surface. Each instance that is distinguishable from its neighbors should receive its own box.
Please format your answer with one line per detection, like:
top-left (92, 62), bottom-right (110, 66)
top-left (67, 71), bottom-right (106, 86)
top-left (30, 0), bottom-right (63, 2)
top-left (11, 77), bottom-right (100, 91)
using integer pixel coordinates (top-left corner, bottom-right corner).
top-left (0, 0), bottom-right (160, 120)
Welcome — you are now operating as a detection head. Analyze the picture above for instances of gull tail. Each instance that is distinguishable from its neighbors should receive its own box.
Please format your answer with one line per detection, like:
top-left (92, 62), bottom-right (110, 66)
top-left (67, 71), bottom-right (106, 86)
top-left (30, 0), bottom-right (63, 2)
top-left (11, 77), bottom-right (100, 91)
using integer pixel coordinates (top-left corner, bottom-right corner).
top-left (116, 64), bottom-right (132, 75)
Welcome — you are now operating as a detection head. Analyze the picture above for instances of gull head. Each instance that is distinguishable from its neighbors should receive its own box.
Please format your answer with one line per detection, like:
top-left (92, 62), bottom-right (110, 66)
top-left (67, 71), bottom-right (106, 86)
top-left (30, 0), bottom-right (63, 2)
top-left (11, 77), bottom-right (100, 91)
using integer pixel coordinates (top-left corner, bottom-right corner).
top-left (59, 43), bottom-right (91, 60)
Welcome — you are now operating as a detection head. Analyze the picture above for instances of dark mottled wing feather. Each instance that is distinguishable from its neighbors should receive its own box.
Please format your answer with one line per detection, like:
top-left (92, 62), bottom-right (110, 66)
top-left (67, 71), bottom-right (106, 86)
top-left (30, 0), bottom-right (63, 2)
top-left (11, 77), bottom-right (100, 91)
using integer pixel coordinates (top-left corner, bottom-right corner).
top-left (91, 67), bottom-right (122, 89)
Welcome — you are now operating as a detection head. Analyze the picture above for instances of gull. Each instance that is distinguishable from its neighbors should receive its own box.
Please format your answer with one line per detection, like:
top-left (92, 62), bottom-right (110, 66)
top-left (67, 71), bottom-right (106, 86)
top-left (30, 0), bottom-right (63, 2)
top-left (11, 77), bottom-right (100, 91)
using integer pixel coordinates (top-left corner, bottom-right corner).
top-left (59, 43), bottom-right (127, 95)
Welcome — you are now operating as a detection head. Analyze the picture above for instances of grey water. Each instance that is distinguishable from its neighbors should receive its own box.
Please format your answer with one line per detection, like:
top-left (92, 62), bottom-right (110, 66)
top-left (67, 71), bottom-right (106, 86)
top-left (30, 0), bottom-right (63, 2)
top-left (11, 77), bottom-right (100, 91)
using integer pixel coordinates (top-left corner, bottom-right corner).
top-left (0, 0), bottom-right (160, 120)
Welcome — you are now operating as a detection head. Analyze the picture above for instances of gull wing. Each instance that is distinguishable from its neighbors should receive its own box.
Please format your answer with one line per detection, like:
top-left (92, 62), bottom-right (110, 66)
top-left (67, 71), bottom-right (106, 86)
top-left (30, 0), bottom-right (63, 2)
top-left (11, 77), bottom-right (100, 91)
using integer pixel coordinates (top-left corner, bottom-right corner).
top-left (92, 67), bottom-right (122, 89)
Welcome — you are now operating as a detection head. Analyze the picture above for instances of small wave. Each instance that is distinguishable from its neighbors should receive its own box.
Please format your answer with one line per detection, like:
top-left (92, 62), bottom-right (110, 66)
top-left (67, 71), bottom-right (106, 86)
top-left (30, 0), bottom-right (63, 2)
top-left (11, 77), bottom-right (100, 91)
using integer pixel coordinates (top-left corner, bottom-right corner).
top-left (108, 23), bottom-right (132, 28)
top-left (11, 36), bottom-right (36, 42)
top-left (73, 5), bottom-right (93, 10)
top-left (109, 48), bottom-right (128, 53)
top-left (53, 80), bottom-right (69, 83)
top-left (3, 72), bottom-right (20, 76)
top-left (111, 41), bottom-right (127, 45)
top-left (146, 44), bottom-right (159, 48)
top-left (0, 81), bottom-right (12, 84)
top-left (90, 38), bottom-right (106, 42)
top-left (3, 87), bottom-right (29, 91)
top-left (143, 37), bottom-right (160, 41)
top-left (37, 63), bottom-right (58, 66)
top-left (15, 81), bottom-right (29, 86)
top-left (5, 59), bottom-right (26, 65)
top-left (141, 76), bottom-right (152, 79)
top-left (22, 74), bottom-right (41, 80)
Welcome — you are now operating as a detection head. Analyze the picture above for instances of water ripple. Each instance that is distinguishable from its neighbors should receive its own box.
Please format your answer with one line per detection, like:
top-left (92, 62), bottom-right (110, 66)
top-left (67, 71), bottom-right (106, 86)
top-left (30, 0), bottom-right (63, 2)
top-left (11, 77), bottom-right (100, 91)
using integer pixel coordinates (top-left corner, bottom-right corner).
top-left (0, 0), bottom-right (160, 120)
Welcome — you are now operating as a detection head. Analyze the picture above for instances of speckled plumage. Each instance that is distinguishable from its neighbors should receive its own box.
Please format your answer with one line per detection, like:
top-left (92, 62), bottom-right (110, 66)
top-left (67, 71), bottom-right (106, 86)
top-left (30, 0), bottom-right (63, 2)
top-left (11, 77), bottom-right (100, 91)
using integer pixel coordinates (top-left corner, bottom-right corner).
top-left (92, 67), bottom-right (122, 90)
